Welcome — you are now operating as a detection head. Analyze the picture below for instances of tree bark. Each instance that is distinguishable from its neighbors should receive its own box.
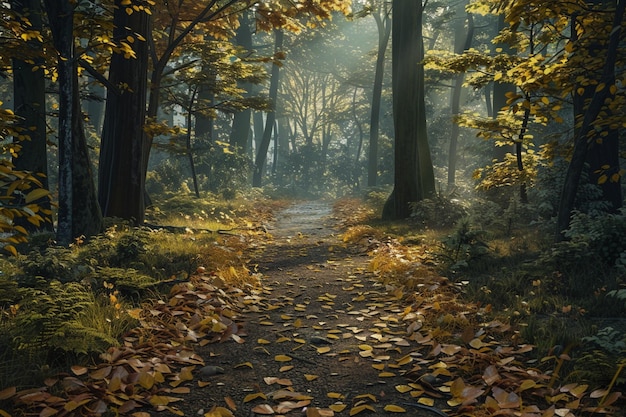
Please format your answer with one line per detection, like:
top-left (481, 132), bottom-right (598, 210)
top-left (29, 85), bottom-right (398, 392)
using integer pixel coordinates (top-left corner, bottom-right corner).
top-left (44, 0), bottom-right (102, 244)
top-left (252, 29), bottom-right (283, 188)
top-left (383, 0), bottom-right (435, 220)
top-left (98, 0), bottom-right (150, 224)
top-left (368, 2), bottom-right (391, 187)
top-left (11, 0), bottom-right (54, 231)
top-left (555, 0), bottom-right (625, 241)
top-left (447, 3), bottom-right (473, 188)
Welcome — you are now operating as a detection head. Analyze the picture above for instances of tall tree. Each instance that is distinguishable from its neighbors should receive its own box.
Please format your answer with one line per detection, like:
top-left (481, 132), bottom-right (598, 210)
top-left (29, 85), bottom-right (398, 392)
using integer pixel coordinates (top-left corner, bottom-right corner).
top-left (556, 0), bottom-right (625, 240)
top-left (368, 0), bottom-right (391, 187)
top-left (447, 0), bottom-right (473, 188)
top-left (98, 0), bottom-right (150, 223)
top-left (11, 0), bottom-right (53, 230)
top-left (253, 29), bottom-right (283, 187)
top-left (383, 0), bottom-right (436, 220)
top-left (44, 0), bottom-right (102, 245)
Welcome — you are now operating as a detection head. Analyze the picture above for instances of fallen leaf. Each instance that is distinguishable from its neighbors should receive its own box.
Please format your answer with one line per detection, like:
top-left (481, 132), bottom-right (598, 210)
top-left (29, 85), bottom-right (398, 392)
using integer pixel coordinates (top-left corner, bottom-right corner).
top-left (224, 396), bottom-right (237, 410)
top-left (383, 405), bottom-right (406, 413)
top-left (304, 374), bottom-right (319, 381)
top-left (235, 362), bottom-right (253, 369)
top-left (243, 392), bottom-right (267, 403)
top-left (251, 404), bottom-right (275, 415)
top-left (329, 404), bottom-right (347, 412)
top-left (274, 355), bottom-right (292, 362)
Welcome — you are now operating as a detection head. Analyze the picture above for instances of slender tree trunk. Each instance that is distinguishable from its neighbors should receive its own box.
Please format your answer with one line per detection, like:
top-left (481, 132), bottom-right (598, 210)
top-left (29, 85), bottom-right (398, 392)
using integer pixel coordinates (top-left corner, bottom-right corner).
top-left (11, 0), bottom-right (53, 231)
top-left (230, 11), bottom-right (253, 152)
top-left (447, 4), bottom-right (473, 189)
top-left (556, 0), bottom-right (624, 240)
top-left (383, 0), bottom-right (435, 220)
top-left (253, 29), bottom-right (283, 188)
top-left (492, 15), bottom-right (516, 161)
top-left (98, 0), bottom-right (150, 223)
top-left (368, 3), bottom-right (391, 187)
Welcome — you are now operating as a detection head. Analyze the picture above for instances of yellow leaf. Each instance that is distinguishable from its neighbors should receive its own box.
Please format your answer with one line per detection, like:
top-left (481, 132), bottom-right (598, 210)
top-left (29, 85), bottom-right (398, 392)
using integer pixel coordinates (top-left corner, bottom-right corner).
top-left (125, 7), bottom-right (133, 15)
top-left (329, 404), bottom-right (347, 412)
top-left (384, 405), bottom-right (406, 413)
top-left (541, 96), bottom-right (550, 105)
top-left (317, 346), bottom-right (331, 354)
top-left (304, 374), bottom-right (319, 381)
top-left (355, 393), bottom-right (377, 401)
top-left (598, 174), bottom-right (608, 185)
top-left (379, 372), bottom-right (396, 377)
top-left (358, 344), bottom-right (373, 351)
top-left (275, 355), bottom-right (292, 362)
top-left (595, 83), bottom-right (605, 92)
top-left (24, 188), bottom-right (49, 203)
top-left (4, 245), bottom-right (17, 256)
top-left (494, 72), bottom-right (503, 81)
top-left (327, 392), bottom-right (345, 399)
top-left (243, 392), bottom-right (267, 403)
top-left (395, 385), bottom-right (413, 393)
top-left (234, 362), bottom-right (253, 369)
top-left (418, 398), bottom-right (434, 407)
top-left (279, 365), bottom-right (294, 372)
top-left (258, 339), bottom-right (271, 344)
top-left (349, 404), bottom-right (375, 416)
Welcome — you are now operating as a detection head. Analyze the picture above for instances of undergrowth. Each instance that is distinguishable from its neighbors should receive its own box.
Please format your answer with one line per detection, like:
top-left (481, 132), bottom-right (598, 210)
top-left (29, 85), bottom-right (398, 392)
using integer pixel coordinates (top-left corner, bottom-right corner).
top-left (341, 192), bottom-right (626, 391)
top-left (0, 192), bottom-right (273, 393)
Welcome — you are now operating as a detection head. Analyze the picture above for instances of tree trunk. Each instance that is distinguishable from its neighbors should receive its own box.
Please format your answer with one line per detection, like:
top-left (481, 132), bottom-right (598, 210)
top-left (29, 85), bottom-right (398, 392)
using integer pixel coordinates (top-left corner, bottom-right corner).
top-left (230, 11), bottom-right (253, 152)
top-left (555, 0), bottom-right (624, 240)
top-left (383, 0), bottom-right (435, 220)
top-left (11, 0), bottom-right (54, 231)
top-left (253, 29), bottom-right (283, 188)
top-left (44, 0), bottom-right (102, 244)
top-left (447, 3), bottom-right (473, 189)
top-left (492, 15), bottom-right (516, 161)
top-left (98, 0), bottom-right (150, 224)
top-left (368, 3), bottom-right (391, 187)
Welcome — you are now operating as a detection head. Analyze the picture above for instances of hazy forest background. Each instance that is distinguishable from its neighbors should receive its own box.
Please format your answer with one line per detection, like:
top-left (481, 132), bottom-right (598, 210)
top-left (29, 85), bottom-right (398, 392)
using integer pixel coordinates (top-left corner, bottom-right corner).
top-left (0, 0), bottom-right (626, 416)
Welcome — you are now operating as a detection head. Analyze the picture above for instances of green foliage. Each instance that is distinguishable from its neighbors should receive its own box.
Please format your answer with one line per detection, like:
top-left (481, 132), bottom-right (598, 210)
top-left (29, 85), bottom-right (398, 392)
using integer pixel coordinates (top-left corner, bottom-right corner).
top-left (564, 209), bottom-right (626, 269)
top-left (574, 327), bottom-right (626, 386)
top-left (437, 219), bottom-right (490, 271)
top-left (409, 195), bottom-right (468, 228)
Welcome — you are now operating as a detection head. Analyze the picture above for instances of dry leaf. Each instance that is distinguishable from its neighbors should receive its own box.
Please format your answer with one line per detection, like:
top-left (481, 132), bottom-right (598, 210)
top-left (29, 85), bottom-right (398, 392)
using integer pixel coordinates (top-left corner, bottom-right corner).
top-left (304, 374), bottom-right (319, 381)
top-left (274, 355), bottom-right (292, 362)
top-left (383, 405), bottom-right (406, 413)
top-left (251, 404), bottom-right (275, 415)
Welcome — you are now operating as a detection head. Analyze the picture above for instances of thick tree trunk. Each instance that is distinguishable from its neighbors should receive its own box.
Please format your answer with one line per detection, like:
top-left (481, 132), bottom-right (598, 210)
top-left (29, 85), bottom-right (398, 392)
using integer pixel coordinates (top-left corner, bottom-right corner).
top-left (44, 0), bottom-right (102, 244)
top-left (368, 3), bottom-right (391, 187)
top-left (11, 0), bottom-right (54, 231)
top-left (98, 1), bottom-right (150, 224)
top-left (253, 30), bottom-right (283, 188)
top-left (556, 0), bottom-right (624, 240)
top-left (383, 0), bottom-right (435, 220)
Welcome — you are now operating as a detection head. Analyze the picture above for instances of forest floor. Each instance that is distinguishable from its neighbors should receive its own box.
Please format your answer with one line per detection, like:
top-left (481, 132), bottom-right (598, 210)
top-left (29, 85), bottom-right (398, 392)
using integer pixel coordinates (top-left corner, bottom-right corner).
top-left (164, 200), bottom-right (445, 417)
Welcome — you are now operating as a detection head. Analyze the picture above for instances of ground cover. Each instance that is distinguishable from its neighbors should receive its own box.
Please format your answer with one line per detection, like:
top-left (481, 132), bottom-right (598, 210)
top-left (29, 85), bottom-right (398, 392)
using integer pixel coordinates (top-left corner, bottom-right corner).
top-left (0, 197), bottom-right (624, 417)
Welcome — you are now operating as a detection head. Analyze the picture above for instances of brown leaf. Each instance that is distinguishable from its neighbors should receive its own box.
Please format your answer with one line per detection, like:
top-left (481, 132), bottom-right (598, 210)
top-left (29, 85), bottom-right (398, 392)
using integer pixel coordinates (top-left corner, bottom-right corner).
top-left (482, 365), bottom-right (501, 386)
top-left (224, 396), bottom-right (237, 411)
top-left (251, 404), bottom-right (274, 415)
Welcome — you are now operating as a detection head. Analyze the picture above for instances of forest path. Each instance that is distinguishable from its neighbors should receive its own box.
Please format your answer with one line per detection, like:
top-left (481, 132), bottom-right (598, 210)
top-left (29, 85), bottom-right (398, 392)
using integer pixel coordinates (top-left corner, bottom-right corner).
top-left (173, 200), bottom-right (438, 417)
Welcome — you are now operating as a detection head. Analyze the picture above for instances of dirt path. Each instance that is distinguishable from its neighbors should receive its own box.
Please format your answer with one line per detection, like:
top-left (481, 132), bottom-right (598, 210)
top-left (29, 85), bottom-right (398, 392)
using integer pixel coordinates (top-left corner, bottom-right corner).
top-left (172, 201), bottom-right (439, 416)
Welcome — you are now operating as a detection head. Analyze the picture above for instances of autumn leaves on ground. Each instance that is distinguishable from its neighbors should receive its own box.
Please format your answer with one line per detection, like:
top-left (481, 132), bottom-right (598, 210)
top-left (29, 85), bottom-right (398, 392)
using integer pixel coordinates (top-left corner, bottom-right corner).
top-left (0, 197), bottom-right (623, 417)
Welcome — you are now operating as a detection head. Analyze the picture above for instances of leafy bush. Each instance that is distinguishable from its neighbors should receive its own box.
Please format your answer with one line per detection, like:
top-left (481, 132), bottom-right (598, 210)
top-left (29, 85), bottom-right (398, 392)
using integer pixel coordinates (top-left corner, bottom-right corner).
top-left (437, 219), bottom-right (490, 271)
top-left (409, 195), bottom-right (468, 229)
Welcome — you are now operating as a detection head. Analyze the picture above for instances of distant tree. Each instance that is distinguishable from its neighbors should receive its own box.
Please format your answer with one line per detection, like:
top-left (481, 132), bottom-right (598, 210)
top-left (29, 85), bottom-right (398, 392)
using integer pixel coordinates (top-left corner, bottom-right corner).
top-left (253, 29), bottom-right (283, 188)
top-left (447, 0), bottom-right (473, 189)
top-left (368, 0), bottom-right (391, 187)
top-left (383, 0), bottom-right (436, 220)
